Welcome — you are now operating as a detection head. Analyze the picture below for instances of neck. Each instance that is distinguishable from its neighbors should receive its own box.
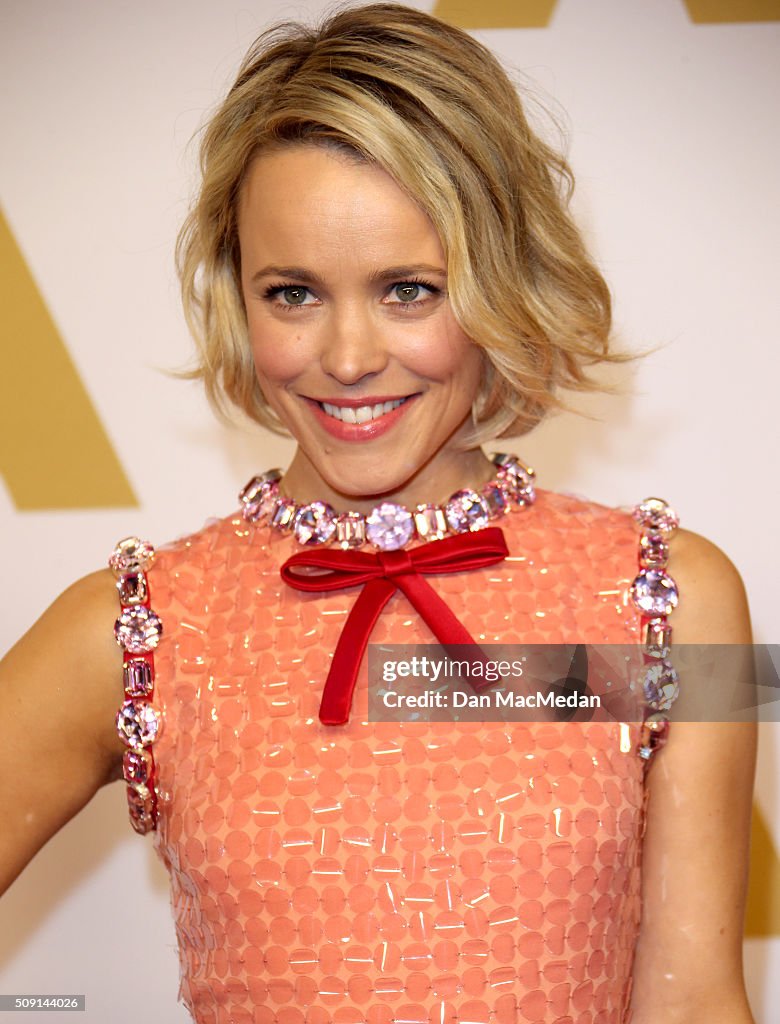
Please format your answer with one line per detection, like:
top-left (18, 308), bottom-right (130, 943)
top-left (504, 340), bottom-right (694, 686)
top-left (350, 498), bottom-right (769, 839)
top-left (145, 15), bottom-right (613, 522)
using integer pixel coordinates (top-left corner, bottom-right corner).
top-left (279, 447), bottom-right (496, 515)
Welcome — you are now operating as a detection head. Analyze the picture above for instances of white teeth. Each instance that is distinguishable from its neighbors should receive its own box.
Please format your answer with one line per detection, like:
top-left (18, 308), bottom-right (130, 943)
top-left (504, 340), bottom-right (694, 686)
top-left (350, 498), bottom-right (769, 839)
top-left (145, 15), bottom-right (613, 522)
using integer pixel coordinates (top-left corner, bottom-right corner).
top-left (319, 398), bottom-right (407, 423)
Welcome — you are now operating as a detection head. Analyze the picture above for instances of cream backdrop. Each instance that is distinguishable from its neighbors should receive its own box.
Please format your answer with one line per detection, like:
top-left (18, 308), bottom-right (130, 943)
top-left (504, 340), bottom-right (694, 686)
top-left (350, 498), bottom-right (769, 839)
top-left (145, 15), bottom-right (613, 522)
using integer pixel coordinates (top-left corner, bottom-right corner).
top-left (1, 0), bottom-right (778, 1020)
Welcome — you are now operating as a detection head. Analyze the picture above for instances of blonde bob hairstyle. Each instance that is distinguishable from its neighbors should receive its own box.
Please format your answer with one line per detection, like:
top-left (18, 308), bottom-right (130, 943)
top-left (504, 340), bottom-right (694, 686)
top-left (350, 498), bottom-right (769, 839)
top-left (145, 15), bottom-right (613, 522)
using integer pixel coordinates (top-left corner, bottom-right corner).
top-left (177, 1), bottom-right (637, 444)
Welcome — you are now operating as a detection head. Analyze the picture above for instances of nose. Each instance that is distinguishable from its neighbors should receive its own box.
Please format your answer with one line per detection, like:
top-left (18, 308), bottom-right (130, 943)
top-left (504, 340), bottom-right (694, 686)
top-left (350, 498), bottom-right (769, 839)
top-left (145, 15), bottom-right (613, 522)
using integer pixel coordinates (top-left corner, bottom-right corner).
top-left (319, 307), bottom-right (389, 386)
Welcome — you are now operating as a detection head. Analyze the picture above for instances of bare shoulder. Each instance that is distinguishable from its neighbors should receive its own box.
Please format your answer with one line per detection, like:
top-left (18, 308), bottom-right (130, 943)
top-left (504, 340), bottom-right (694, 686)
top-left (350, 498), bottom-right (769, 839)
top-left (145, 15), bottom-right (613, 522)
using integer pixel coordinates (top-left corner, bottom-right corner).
top-left (653, 523), bottom-right (755, 784)
top-left (0, 567), bottom-right (128, 893)
top-left (667, 526), bottom-right (752, 644)
top-left (53, 568), bottom-right (128, 774)
top-left (630, 525), bottom-right (757, 1019)
top-left (1, 567), bottom-right (126, 788)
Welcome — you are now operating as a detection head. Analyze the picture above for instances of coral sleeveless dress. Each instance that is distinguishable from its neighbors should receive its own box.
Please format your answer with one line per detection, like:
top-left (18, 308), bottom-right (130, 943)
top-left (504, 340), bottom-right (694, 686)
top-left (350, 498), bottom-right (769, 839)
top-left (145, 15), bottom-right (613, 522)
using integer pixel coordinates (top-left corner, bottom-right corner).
top-left (125, 486), bottom-right (667, 1024)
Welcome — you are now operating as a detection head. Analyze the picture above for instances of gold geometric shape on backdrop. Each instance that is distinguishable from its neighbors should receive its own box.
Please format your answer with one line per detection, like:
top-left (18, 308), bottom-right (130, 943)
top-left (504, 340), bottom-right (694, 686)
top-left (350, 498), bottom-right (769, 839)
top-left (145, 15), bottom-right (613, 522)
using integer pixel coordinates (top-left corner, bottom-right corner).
top-left (745, 802), bottom-right (780, 936)
top-left (433, 0), bottom-right (558, 29)
top-left (683, 0), bottom-right (780, 20)
top-left (0, 207), bottom-right (137, 510)
top-left (434, 0), bottom-right (779, 26)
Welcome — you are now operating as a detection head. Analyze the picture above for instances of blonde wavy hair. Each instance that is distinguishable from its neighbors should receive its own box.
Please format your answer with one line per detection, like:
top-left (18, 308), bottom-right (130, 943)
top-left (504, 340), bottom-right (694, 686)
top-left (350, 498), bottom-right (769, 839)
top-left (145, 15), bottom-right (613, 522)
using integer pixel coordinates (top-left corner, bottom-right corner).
top-left (177, 1), bottom-right (639, 444)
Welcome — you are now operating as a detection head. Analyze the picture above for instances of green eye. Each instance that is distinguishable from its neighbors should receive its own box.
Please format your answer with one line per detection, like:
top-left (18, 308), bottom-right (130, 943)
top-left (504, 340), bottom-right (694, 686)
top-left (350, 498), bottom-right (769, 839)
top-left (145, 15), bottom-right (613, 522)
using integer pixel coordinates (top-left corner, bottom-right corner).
top-left (282, 287), bottom-right (308, 305)
top-left (395, 283), bottom-right (421, 302)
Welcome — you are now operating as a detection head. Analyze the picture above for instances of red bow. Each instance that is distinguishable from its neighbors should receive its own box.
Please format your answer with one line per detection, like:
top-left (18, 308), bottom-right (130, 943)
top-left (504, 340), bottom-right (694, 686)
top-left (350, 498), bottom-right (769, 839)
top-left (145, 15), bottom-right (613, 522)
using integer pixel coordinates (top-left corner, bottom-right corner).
top-left (280, 528), bottom-right (509, 725)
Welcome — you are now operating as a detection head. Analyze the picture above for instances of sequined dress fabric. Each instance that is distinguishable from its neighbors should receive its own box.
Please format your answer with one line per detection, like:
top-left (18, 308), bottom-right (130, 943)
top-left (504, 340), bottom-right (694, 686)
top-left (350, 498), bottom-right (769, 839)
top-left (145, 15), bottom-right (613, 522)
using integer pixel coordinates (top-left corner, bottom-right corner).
top-left (148, 488), bottom-right (648, 1024)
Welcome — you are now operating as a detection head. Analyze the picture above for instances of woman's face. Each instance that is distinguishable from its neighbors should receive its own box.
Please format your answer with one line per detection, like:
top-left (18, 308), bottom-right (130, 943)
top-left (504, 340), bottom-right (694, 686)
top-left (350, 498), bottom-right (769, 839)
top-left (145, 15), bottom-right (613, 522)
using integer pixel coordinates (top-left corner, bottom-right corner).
top-left (237, 144), bottom-right (490, 509)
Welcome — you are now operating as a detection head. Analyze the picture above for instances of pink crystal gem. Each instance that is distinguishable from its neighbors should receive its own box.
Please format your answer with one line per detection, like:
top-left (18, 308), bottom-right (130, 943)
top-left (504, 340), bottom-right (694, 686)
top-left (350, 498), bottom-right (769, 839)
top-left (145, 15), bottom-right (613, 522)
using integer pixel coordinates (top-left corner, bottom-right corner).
top-left (492, 454), bottom-right (536, 502)
top-left (492, 452), bottom-right (535, 480)
top-left (334, 512), bottom-right (366, 549)
top-left (445, 489), bottom-right (490, 533)
top-left (116, 572), bottom-right (148, 606)
top-left (123, 748), bottom-right (153, 785)
top-left (413, 504), bottom-right (448, 542)
top-left (239, 470), bottom-right (281, 522)
top-left (109, 537), bottom-right (155, 577)
top-left (482, 482), bottom-right (509, 519)
top-left (115, 699), bottom-right (162, 749)
top-left (127, 781), bottom-right (152, 806)
top-left (126, 783), bottom-right (155, 833)
top-left (366, 503), bottom-right (414, 550)
top-left (239, 469), bottom-right (281, 505)
top-left (642, 660), bottom-right (679, 711)
top-left (643, 617), bottom-right (672, 659)
top-left (496, 467), bottom-right (535, 505)
top-left (639, 534), bottom-right (669, 568)
top-left (630, 569), bottom-right (679, 617)
top-left (128, 800), bottom-right (155, 835)
top-left (638, 713), bottom-right (670, 760)
top-left (632, 497), bottom-right (679, 535)
top-left (270, 497), bottom-right (297, 529)
top-left (114, 607), bottom-right (162, 653)
top-left (124, 658), bottom-right (153, 697)
top-left (244, 483), bottom-right (279, 523)
top-left (293, 502), bottom-right (337, 545)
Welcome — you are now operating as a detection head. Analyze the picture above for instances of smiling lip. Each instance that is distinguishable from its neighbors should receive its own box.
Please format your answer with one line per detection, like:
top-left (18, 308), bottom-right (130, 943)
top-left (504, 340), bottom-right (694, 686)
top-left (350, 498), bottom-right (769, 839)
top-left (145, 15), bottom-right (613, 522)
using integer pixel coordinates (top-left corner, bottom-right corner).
top-left (304, 394), bottom-right (419, 441)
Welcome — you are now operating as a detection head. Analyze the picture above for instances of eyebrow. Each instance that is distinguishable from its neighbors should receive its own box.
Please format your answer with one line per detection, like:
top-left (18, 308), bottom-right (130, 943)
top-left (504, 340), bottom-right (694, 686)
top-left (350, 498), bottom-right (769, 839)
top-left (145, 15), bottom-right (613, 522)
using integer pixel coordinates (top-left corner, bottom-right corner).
top-left (249, 263), bottom-right (447, 287)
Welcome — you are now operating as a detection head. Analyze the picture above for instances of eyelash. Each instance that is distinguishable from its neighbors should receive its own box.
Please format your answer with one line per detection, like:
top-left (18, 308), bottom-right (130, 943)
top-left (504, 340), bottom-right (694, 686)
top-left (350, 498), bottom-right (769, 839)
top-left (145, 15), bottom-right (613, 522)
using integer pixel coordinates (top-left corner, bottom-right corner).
top-left (262, 277), bottom-right (441, 312)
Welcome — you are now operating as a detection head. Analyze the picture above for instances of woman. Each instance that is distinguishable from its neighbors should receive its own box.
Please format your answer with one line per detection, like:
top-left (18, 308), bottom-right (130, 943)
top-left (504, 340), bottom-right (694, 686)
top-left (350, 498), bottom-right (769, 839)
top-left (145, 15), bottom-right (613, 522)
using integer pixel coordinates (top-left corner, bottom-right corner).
top-left (0, 3), bottom-right (756, 1022)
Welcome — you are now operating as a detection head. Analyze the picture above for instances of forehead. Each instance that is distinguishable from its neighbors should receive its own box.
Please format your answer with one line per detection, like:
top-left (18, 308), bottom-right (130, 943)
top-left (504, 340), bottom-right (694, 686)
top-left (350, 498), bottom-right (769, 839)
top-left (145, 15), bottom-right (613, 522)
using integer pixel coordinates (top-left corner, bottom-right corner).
top-left (237, 145), bottom-right (444, 266)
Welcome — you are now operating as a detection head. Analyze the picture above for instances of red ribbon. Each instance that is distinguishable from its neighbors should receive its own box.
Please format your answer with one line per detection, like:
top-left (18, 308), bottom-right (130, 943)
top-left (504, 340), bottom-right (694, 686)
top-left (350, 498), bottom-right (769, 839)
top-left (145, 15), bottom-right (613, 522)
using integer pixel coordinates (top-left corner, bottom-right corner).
top-left (280, 528), bottom-right (509, 725)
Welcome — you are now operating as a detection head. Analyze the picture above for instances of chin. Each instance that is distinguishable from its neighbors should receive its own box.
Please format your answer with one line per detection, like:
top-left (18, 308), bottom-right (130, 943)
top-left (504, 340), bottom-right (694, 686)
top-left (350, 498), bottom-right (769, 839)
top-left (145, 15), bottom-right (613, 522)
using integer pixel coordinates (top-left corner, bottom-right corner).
top-left (324, 466), bottom-right (411, 501)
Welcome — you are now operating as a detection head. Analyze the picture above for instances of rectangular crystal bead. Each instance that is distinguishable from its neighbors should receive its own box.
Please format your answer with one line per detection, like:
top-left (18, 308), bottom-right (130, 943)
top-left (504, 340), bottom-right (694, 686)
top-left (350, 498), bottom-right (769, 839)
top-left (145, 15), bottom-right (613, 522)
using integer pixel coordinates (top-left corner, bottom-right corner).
top-left (335, 513), bottom-right (366, 549)
top-left (271, 498), bottom-right (296, 529)
top-left (117, 572), bottom-right (148, 605)
top-left (413, 505), bottom-right (448, 541)
top-left (124, 658), bottom-right (153, 697)
top-left (644, 618), bottom-right (672, 658)
top-left (639, 534), bottom-right (669, 569)
top-left (483, 483), bottom-right (509, 519)
top-left (123, 748), bottom-right (153, 785)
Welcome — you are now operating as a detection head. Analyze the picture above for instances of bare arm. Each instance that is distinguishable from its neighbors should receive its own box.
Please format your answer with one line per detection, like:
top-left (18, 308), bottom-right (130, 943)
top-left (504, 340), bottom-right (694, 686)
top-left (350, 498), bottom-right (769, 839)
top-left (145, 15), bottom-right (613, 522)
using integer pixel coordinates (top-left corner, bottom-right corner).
top-left (0, 569), bottom-right (126, 896)
top-left (631, 528), bottom-right (757, 1023)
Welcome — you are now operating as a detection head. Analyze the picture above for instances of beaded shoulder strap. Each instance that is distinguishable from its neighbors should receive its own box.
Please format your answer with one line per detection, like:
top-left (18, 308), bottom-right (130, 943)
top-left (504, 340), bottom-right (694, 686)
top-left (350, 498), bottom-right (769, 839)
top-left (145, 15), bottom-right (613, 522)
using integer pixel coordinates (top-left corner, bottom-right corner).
top-left (628, 497), bottom-right (680, 763)
top-left (109, 537), bottom-right (163, 834)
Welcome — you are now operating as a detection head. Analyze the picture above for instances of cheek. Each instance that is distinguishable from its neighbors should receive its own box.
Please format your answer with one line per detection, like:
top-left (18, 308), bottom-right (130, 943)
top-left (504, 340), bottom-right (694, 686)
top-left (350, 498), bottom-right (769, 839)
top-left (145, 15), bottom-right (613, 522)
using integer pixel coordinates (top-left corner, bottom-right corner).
top-left (457, 348), bottom-right (486, 407)
top-left (404, 319), bottom-right (483, 392)
top-left (248, 323), bottom-right (309, 386)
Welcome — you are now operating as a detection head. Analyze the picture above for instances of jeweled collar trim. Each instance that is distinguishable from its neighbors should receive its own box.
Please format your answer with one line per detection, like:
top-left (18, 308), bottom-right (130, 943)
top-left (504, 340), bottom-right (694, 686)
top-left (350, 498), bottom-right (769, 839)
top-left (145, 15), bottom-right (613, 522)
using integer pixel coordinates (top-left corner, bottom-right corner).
top-left (239, 452), bottom-right (535, 551)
